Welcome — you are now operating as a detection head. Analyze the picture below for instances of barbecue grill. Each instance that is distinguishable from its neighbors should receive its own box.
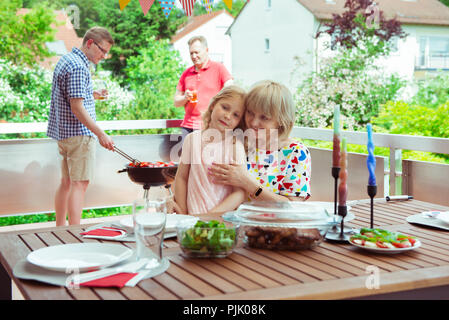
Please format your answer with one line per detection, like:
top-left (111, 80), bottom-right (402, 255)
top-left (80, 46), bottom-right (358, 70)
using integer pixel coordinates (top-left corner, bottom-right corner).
top-left (114, 146), bottom-right (178, 199)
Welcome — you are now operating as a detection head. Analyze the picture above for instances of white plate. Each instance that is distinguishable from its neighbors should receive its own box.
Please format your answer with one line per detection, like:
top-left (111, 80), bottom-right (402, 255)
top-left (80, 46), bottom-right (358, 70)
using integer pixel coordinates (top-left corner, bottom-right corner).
top-left (120, 214), bottom-right (198, 233)
top-left (349, 239), bottom-right (421, 254)
top-left (435, 212), bottom-right (449, 225)
top-left (27, 243), bottom-right (133, 272)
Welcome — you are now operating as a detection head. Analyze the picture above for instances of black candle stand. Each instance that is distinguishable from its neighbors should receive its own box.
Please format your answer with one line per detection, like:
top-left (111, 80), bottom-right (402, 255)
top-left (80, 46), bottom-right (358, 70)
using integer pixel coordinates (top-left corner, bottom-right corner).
top-left (367, 185), bottom-right (377, 228)
top-left (325, 205), bottom-right (352, 242)
top-left (325, 167), bottom-right (353, 242)
top-left (332, 167), bottom-right (340, 219)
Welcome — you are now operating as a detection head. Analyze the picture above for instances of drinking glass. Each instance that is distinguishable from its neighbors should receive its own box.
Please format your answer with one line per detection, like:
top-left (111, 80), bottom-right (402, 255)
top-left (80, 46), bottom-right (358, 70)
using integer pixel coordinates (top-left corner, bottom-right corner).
top-left (189, 89), bottom-right (198, 107)
top-left (93, 79), bottom-right (108, 100)
top-left (133, 197), bottom-right (168, 268)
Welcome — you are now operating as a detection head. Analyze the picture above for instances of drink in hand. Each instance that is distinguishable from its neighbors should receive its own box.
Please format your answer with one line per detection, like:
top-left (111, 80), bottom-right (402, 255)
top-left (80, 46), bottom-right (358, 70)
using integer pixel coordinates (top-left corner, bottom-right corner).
top-left (190, 90), bottom-right (198, 107)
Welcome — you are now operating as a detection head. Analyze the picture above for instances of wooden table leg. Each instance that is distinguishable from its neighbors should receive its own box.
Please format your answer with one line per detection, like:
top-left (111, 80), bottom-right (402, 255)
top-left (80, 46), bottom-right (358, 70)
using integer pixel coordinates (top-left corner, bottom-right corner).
top-left (0, 263), bottom-right (12, 300)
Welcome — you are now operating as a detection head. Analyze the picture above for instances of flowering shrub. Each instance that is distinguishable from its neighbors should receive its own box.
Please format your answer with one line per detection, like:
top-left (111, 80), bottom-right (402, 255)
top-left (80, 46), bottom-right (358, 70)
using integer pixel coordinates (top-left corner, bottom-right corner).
top-left (294, 0), bottom-right (406, 130)
top-left (0, 60), bottom-right (135, 126)
top-left (409, 72), bottom-right (449, 109)
top-left (294, 55), bottom-right (405, 130)
top-left (93, 72), bottom-right (135, 121)
top-left (0, 59), bottom-right (52, 123)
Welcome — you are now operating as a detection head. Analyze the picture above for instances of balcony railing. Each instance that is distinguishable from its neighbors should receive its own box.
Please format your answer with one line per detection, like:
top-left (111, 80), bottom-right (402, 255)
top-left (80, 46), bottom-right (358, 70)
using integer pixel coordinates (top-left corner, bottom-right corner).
top-left (1, 120), bottom-right (448, 217)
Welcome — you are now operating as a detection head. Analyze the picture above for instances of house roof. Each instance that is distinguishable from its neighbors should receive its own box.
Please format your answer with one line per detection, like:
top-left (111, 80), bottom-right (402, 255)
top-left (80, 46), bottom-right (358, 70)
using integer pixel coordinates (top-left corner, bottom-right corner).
top-left (171, 9), bottom-right (234, 43)
top-left (17, 8), bottom-right (83, 68)
top-left (298, 0), bottom-right (449, 26)
top-left (227, 0), bottom-right (449, 34)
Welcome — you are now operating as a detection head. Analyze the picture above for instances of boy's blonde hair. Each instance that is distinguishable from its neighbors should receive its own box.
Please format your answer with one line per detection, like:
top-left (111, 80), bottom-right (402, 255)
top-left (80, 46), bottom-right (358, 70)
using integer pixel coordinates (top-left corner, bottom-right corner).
top-left (202, 85), bottom-right (247, 130)
top-left (83, 26), bottom-right (114, 46)
top-left (244, 80), bottom-right (295, 141)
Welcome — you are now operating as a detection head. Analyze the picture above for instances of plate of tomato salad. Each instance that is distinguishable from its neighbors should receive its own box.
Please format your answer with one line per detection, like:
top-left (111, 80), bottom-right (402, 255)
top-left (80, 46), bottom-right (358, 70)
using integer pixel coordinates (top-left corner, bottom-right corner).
top-left (349, 228), bottom-right (421, 254)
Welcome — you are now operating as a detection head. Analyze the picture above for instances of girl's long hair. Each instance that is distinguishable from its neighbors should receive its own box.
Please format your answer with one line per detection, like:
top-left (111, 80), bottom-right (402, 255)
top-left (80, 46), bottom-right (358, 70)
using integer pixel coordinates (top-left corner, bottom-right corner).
top-left (202, 85), bottom-right (247, 130)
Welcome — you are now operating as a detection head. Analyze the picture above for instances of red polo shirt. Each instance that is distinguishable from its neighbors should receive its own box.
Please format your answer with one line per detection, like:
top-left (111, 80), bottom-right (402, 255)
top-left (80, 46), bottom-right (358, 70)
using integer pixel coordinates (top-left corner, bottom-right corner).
top-left (176, 60), bottom-right (232, 129)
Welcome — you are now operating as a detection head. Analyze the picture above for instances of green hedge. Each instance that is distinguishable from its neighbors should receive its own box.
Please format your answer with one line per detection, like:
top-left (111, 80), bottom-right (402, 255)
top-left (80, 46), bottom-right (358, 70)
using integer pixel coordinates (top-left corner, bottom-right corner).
top-left (0, 206), bottom-right (132, 227)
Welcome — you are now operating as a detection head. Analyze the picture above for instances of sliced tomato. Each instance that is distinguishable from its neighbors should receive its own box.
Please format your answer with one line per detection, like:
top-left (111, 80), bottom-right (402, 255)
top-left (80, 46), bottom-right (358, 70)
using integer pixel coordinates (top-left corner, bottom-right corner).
top-left (407, 237), bottom-right (416, 246)
top-left (376, 241), bottom-right (389, 249)
top-left (397, 236), bottom-right (416, 246)
top-left (392, 241), bottom-right (410, 248)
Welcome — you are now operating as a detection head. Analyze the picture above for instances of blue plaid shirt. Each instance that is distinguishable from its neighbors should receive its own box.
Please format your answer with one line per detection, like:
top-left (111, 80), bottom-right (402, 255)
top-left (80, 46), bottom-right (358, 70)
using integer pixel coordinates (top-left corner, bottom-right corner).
top-left (47, 47), bottom-right (96, 140)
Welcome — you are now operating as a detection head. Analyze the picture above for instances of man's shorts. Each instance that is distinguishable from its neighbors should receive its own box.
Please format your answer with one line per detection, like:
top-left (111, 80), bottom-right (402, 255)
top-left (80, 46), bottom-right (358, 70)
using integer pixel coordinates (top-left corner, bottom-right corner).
top-left (57, 135), bottom-right (96, 181)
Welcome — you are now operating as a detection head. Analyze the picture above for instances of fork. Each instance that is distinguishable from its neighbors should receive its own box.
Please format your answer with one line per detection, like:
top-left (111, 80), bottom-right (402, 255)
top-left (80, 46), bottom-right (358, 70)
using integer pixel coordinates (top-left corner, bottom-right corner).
top-left (70, 258), bottom-right (149, 285)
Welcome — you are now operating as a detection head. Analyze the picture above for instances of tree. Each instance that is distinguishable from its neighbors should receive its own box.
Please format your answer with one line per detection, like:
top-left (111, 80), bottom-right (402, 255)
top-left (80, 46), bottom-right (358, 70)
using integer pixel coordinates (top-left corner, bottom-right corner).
top-left (317, 0), bottom-right (406, 63)
top-left (295, 0), bottom-right (407, 129)
top-left (122, 37), bottom-right (185, 123)
top-left (60, 0), bottom-right (99, 38)
top-left (89, 0), bottom-right (186, 81)
top-left (0, 1), bottom-right (57, 66)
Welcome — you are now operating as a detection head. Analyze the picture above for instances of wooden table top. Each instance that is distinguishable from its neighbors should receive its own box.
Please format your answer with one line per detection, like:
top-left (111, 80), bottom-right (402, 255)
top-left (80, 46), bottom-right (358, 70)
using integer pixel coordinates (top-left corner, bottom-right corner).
top-left (1, 199), bottom-right (449, 300)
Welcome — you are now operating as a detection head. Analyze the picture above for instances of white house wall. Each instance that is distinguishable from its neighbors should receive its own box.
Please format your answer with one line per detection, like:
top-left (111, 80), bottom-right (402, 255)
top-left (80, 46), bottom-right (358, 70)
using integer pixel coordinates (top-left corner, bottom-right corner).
top-left (380, 24), bottom-right (449, 80)
top-left (230, 0), bottom-right (316, 91)
top-left (315, 23), bottom-right (449, 98)
top-left (231, 0), bottom-right (449, 96)
top-left (173, 13), bottom-right (234, 73)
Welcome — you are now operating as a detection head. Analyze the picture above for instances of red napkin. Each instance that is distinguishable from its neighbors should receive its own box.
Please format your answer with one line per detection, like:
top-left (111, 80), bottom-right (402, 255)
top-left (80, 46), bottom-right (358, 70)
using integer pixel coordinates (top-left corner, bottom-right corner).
top-left (79, 272), bottom-right (138, 288)
top-left (80, 227), bottom-right (125, 238)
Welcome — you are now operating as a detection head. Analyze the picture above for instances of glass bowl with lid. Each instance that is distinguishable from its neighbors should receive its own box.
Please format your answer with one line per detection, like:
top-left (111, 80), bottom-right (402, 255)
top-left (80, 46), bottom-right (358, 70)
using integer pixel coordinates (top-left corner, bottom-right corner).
top-left (223, 201), bottom-right (337, 250)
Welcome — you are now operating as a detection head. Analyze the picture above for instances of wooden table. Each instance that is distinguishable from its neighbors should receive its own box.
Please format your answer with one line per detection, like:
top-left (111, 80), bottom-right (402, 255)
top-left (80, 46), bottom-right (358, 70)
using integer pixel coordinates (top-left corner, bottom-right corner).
top-left (1, 199), bottom-right (449, 300)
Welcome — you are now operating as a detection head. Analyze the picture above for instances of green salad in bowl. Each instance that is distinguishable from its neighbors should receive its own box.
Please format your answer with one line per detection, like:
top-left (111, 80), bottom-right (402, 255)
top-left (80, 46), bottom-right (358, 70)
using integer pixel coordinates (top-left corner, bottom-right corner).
top-left (177, 220), bottom-right (238, 258)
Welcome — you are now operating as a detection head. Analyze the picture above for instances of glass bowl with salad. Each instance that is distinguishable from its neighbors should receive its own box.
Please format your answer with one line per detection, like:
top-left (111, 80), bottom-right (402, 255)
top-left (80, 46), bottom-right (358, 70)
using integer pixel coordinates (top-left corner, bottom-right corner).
top-left (177, 220), bottom-right (239, 258)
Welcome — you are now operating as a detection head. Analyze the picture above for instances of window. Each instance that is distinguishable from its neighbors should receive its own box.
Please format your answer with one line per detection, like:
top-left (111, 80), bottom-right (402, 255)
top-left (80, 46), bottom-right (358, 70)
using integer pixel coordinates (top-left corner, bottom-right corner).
top-left (417, 36), bottom-right (449, 69)
top-left (266, 0), bottom-right (271, 9)
top-left (265, 38), bottom-right (270, 52)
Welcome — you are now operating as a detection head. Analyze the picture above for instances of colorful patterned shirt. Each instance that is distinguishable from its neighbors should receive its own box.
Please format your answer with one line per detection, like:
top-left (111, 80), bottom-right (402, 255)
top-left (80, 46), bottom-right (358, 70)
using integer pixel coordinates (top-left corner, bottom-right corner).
top-left (47, 47), bottom-right (95, 140)
top-left (247, 141), bottom-right (311, 198)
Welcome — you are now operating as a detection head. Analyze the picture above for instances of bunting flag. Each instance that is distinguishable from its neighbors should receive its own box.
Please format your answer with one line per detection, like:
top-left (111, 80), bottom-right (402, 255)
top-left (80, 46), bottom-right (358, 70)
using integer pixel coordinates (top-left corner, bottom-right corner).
top-left (180, 0), bottom-right (196, 16)
top-left (201, 0), bottom-right (214, 14)
top-left (119, 0), bottom-right (251, 16)
top-left (119, 0), bottom-right (132, 10)
top-left (223, 0), bottom-right (232, 11)
top-left (158, 0), bottom-right (175, 18)
top-left (139, 0), bottom-right (155, 15)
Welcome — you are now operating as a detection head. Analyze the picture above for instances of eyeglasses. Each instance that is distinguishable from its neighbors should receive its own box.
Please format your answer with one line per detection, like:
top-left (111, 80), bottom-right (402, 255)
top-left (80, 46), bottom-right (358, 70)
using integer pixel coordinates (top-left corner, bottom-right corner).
top-left (93, 41), bottom-right (108, 56)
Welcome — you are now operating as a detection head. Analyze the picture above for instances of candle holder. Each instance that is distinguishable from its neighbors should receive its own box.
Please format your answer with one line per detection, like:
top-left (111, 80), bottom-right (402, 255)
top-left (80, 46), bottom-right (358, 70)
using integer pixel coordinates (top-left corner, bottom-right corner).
top-left (325, 167), bottom-right (340, 240)
top-left (331, 167), bottom-right (340, 220)
top-left (367, 185), bottom-right (377, 228)
top-left (325, 167), bottom-right (353, 242)
top-left (326, 205), bottom-right (352, 242)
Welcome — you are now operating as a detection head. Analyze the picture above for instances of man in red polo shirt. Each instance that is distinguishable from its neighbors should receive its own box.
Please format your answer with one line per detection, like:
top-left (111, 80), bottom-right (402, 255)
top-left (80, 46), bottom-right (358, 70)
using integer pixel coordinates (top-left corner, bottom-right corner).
top-left (174, 36), bottom-right (233, 134)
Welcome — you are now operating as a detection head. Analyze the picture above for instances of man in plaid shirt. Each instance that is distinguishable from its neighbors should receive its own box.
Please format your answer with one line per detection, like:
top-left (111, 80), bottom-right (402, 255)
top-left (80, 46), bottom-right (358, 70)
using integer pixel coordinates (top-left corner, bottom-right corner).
top-left (47, 27), bottom-right (114, 226)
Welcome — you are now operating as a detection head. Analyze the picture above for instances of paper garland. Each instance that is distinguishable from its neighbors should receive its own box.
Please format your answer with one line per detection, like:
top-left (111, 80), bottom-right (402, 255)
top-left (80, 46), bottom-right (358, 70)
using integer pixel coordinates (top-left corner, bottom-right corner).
top-left (139, 0), bottom-right (155, 15)
top-left (201, 0), bottom-right (214, 13)
top-left (119, 0), bottom-right (250, 16)
top-left (159, 0), bottom-right (176, 17)
top-left (180, 0), bottom-right (197, 16)
top-left (223, 0), bottom-right (232, 10)
top-left (119, 0), bottom-right (132, 10)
